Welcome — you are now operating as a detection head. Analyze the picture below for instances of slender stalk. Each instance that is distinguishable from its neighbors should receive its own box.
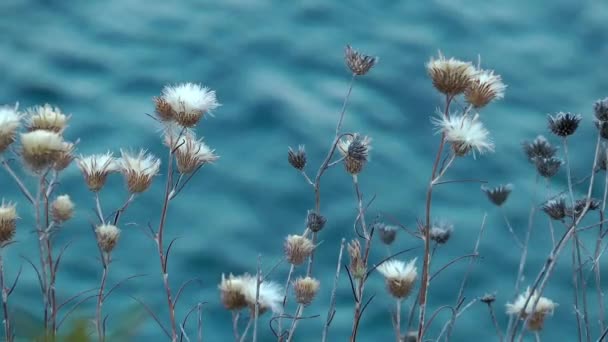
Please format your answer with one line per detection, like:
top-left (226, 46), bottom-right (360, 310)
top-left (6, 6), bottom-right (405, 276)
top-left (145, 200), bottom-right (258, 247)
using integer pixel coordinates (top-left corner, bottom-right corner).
top-left (277, 264), bottom-right (295, 340)
top-left (253, 254), bottom-right (261, 342)
top-left (394, 299), bottom-right (402, 342)
top-left (286, 304), bottom-right (302, 342)
top-left (500, 207), bottom-right (523, 249)
top-left (485, 302), bottom-right (504, 342)
top-left (595, 166), bottom-right (608, 333)
top-left (1, 159), bottom-right (34, 205)
top-left (0, 250), bottom-right (12, 342)
top-left (232, 312), bottom-right (240, 341)
top-left (96, 257), bottom-right (109, 342)
top-left (239, 314), bottom-right (253, 342)
top-left (34, 174), bottom-right (50, 335)
top-left (321, 238), bottom-right (346, 342)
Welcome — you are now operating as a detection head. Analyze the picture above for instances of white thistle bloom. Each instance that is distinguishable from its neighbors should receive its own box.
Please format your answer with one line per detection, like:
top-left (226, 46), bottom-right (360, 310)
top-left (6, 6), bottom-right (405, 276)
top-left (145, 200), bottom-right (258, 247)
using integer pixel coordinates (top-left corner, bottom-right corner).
top-left (95, 224), bottom-right (121, 253)
top-left (20, 130), bottom-right (66, 171)
top-left (506, 287), bottom-right (557, 331)
top-left (158, 83), bottom-right (219, 127)
top-left (242, 278), bottom-right (283, 315)
top-left (433, 113), bottom-right (494, 157)
top-left (0, 104), bottom-right (22, 153)
top-left (174, 133), bottom-right (218, 174)
top-left (219, 273), bottom-right (250, 310)
top-left (118, 149), bottom-right (160, 193)
top-left (426, 53), bottom-right (477, 95)
top-left (377, 258), bottom-right (418, 299)
top-left (465, 69), bottom-right (506, 108)
top-left (51, 194), bottom-right (75, 223)
top-left (77, 152), bottom-right (119, 192)
top-left (26, 104), bottom-right (69, 133)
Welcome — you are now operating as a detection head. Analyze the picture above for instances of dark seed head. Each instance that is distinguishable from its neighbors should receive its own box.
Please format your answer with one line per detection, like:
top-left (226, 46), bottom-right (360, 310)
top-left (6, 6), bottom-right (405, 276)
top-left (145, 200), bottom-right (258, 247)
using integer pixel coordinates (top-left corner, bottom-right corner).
top-left (597, 145), bottom-right (608, 171)
top-left (429, 221), bottom-right (453, 244)
top-left (523, 135), bottom-right (557, 163)
top-left (480, 293), bottom-right (496, 304)
top-left (535, 157), bottom-right (562, 178)
top-left (288, 145), bottom-right (307, 171)
top-left (373, 222), bottom-right (397, 245)
top-left (567, 198), bottom-right (601, 219)
top-left (345, 45), bottom-right (377, 76)
top-left (594, 97), bottom-right (608, 121)
top-left (548, 112), bottom-right (582, 137)
top-left (481, 184), bottom-right (513, 206)
top-left (306, 210), bottom-right (326, 233)
top-left (594, 120), bottom-right (608, 140)
top-left (542, 197), bottom-right (567, 221)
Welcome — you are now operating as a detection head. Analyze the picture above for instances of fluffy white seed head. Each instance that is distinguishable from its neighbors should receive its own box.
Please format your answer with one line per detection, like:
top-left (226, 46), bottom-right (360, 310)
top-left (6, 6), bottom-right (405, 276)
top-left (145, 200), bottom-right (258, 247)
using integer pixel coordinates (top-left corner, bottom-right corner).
top-left (293, 277), bottom-right (320, 306)
top-left (0, 104), bottom-right (22, 153)
top-left (0, 201), bottom-right (17, 245)
top-left (377, 258), bottom-right (418, 299)
top-left (284, 235), bottom-right (314, 266)
top-left (174, 133), bottom-right (219, 174)
top-left (26, 104), bottom-right (69, 133)
top-left (51, 194), bottom-right (75, 223)
top-left (96, 224), bottom-right (120, 253)
top-left (506, 287), bottom-right (557, 331)
top-left (426, 53), bottom-right (477, 96)
top-left (118, 149), bottom-right (160, 193)
top-left (20, 130), bottom-right (66, 171)
top-left (433, 113), bottom-right (494, 157)
top-left (465, 69), bottom-right (506, 108)
top-left (219, 273), bottom-right (251, 311)
top-left (241, 278), bottom-right (282, 315)
top-left (77, 152), bottom-right (119, 192)
top-left (158, 83), bottom-right (220, 127)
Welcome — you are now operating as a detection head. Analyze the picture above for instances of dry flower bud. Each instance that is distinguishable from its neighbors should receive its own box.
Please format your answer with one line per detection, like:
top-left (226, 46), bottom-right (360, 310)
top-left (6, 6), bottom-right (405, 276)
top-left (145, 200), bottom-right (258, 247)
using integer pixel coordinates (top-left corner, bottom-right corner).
top-left (306, 210), bottom-right (326, 233)
top-left (0, 201), bottom-right (17, 245)
top-left (96, 224), bottom-right (120, 253)
top-left (219, 273), bottom-right (249, 311)
top-left (344, 45), bottom-right (377, 76)
top-left (348, 239), bottom-right (366, 279)
top-left (293, 276), bottom-right (320, 306)
top-left (464, 69), bottom-right (506, 108)
top-left (78, 153), bottom-right (119, 192)
top-left (548, 112), bottom-right (581, 137)
top-left (51, 195), bottom-right (74, 223)
top-left (174, 133), bottom-right (218, 174)
top-left (53, 141), bottom-right (75, 171)
top-left (118, 149), bottom-right (160, 193)
top-left (158, 83), bottom-right (220, 127)
top-left (426, 53), bottom-right (477, 96)
top-left (377, 259), bottom-right (418, 299)
top-left (534, 157), bottom-right (562, 178)
top-left (542, 197), bottom-right (567, 221)
top-left (0, 104), bottom-right (22, 153)
top-left (284, 235), bottom-right (314, 266)
top-left (401, 331), bottom-right (418, 342)
top-left (481, 184), bottom-right (513, 206)
top-left (480, 293), bottom-right (496, 304)
top-left (429, 221), bottom-right (453, 244)
top-left (523, 135), bottom-right (557, 163)
top-left (153, 96), bottom-right (175, 122)
top-left (338, 134), bottom-right (372, 175)
top-left (288, 145), bottom-right (307, 171)
top-left (26, 104), bottom-right (68, 133)
top-left (373, 222), bottom-right (397, 245)
top-left (506, 287), bottom-right (557, 331)
top-left (20, 130), bottom-right (66, 171)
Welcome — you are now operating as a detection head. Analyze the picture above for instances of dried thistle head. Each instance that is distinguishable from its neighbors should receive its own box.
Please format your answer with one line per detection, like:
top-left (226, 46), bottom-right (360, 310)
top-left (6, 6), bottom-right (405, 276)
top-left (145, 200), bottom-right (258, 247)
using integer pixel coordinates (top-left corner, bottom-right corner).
top-left (53, 141), bottom-right (76, 171)
top-left (344, 45), bottom-right (377, 76)
top-left (534, 157), bottom-right (562, 178)
top-left (522, 135), bottom-right (557, 163)
top-left (77, 152), bottom-right (119, 192)
top-left (542, 197), bottom-right (567, 221)
top-left (374, 222), bottom-right (397, 245)
top-left (26, 104), bottom-right (69, 133)
top-left (306, 210), bottom-right (326, 233)
top-left (0, 104), bottom-right (22, 153)
top-left (158, 83), bottom-right (220, 127)
top-left (594, 97), bottom-right (608, 121)
top-left (547, 112), bottom-right (582, 137)
top-left (481, 184), bottom-right (513, 206)
top-left (293, 276), bottom-right (320, 306)
top-left (219, 273), bottom-right (250, 311)
top-left (433, 113), bottom-right (493, 157)
top-left (480, 293), bottom-right (496, 304)
top-left (506, 287), bottom-right (557, 331)
top-left (347, 239), bottom-right (366, 279)
top-left (173, 132), bottom-right (218, 174)
top-left (377, 259), bottom-right (418, 299)
top-left (241, 278), bottom-right (283, 315)
top-left (426, 52), bottom-right (477, 96)
top-left (51, 195), bottom-right (74, 223)
top-left (20, 130), bottom-right (66, 171)
top-left (0, 201), bottom-right (17, 246)
top-left (464, 69), bottom-right (506, 108)
top-left (284, 235), bottom-right (314, 266)
top-left (338, 134), bottom-right (372, 175)
top-left (594, 120), bottom-right (608, 140)
top-left (118, 149), bottom-right (160, 193)
top-left (96, 224), bottom-right (120, 253)
top-left (567, 198), bottom-right (601, 219)
top-left (429, 221), bottom-right (453, 244)
top-left (288, 145), bottom-right (307, 171)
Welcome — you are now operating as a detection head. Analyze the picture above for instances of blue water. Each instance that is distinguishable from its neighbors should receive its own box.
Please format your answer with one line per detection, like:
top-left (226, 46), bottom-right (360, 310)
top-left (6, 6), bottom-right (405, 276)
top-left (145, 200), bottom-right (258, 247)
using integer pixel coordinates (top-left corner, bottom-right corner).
top-left (1, 1), bottom-right (607, 341)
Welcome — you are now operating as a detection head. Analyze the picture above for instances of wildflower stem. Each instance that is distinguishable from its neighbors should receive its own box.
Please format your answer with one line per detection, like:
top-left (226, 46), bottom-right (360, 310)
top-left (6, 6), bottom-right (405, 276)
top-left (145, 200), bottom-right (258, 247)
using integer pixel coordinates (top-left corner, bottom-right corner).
top-left (286, 304), bottom-right (302, 342)
top-left (336, 74), bottom-right (356, 136)
top-left (239, 314), bottom-right (253, 342)
top-left (594, 164), bottom-right (608, 333)
top-left (232, 311), bottom-right (240, 341)
top-left (277, 264), bottom-right (295, 340)
top-left (485, 301), bottom-right (504, 342)
top-left (253, 254), bottom-right (261, 342)
top-left (500, 206), bottom-right (523, 249)
top-left (96, 257), bottom-right (109, 342)
top-left (0, 250), bottom-right (12, 342)
top-left (95, 192), bottom-right (105, 224)
top-left (34, 174), bottom-right (50, 336)
top-left (1, 159), bottom-right (34, 205)
top-left (321, 238), bottom-right (346, 342)
top-left (394, 299), bottom-right (402, 342)
top-left (418, 94), bottom-right (453, 340)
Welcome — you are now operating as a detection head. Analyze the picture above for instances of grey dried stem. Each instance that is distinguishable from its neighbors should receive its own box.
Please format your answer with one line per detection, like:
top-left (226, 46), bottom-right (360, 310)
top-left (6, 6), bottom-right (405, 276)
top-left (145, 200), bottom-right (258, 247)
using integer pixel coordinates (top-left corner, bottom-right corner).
top-left (0, 249), bottom-right (13, 342)
top-left (321, 238), bottom-right (346, 342)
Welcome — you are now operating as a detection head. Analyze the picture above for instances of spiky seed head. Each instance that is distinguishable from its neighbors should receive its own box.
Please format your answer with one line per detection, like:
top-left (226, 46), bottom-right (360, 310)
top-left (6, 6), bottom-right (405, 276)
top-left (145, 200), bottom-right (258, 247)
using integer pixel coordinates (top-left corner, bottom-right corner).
top-left (481, 184), bottom-right (513, 206)
top-left (284, 235), bottom-right (314, 266)
top-left (547, 112), bottom-right (582, 137)
top-left (523, 135), bottom-right (557, 163)
top-left (534, 157), bottom-right (562, 178)
top-left (542, 197), bottom-right (567, 221)
top-left (26, 104), bottom-right (69, 133)
top-left (344, 45), bottom-right (377, 76)
top-left (347, 239), bottom-right (366, 279)
top-left (481, 293), bottom-right (496, 304)
top-left (0, 201), bottom-right (17, 245)
top-left (374, 222), bottom-right (397, 245)
top-left (433, 113), bottom-right (494, 157)
top-left (306, 210), bottom-right (326, 233)
top-left (338, 134), bottom-right (372, 175)
top-left (20, 130), bottom-right (66, 171)
top-left (377, 259), bottom-right (418, 299)
top-left (173, 133), bottom-right (218, 174)
top-left (429, 221), bottom-right (453, 244)
top-left (96, 224), bottom-right (120, 253)
top-left (0, 104), bottom-right (22, 153)
top-left (53, 141), bottom-right (75, 171)
top-left (594, 120), bottom-right (608, 140)
top-left (219, 273), bottom-right (250, 311)
top-left (77, 153), bottom-right (119, 192)
top-left (464, 69), bottom-right (506, 108)
top-left (288, 145), bottom-right (307, 171)
top-left (594, 97), bottom-right (608, 121)
top-left (293, 276), bottom-right (320, 306)
top-left (158, 83), bottom-right (220, 127)
top-left (51, 195), bottom-right (74, 223)
top-left (567, 198), bottom-right (601, 219)
top-left (118, 149), bottom-right (160, 193)
top-left (506, 287), bottom-right (557, 331)
top-left (426, 53), bottom-right (477, 96)
top-left (241, 278), bottom-right (283, 315)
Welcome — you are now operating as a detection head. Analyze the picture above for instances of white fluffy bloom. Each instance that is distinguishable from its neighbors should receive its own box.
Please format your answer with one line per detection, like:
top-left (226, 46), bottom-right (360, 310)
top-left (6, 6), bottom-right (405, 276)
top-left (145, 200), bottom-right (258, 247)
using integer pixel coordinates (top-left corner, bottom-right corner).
top-left (465, 69), bottom-right (506, 108)
top-left (506, 287), bottom-right (557, 316)
top-left (174, 133), bottom-right (218, 174)
top-left (242, 278), bottom-right (283, 314)
top-left (78, 152), bottom-right (119, 191)
top-left (377, 259), bottom-right (418, 283)
top-left (0, 104), bottom-right (22, 152)
top-left (160, 83), bottom-right (219, 127)
top-left (26, 104), bottom-right (69, 133)
top-left (118, 149), bottom-right (161, 193)
top-left (95, 223), bottom-right (121, 253)
top-left (433, 113), bottom-right (494, 157)
top-left (20, 130), bottom-right (66, 170)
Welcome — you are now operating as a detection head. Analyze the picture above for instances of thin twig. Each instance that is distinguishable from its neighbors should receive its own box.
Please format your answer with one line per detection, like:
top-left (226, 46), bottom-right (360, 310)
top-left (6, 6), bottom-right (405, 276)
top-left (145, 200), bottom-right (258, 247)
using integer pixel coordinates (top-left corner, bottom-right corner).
top-left (322, 238), bottom-right (345, 342)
